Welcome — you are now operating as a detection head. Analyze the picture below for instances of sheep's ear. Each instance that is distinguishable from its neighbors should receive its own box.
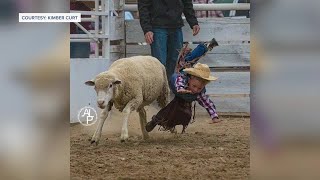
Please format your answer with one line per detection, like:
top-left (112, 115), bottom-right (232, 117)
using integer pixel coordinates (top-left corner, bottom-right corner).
top-left (85, 80), bottom-right (95, 86)
top-left (113, 80), bottom-right (121, 85)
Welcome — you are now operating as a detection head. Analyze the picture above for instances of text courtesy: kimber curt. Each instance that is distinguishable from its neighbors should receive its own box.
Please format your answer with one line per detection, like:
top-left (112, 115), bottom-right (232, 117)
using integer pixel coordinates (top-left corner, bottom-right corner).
top-left (19, 13), bottom-right (81, 22)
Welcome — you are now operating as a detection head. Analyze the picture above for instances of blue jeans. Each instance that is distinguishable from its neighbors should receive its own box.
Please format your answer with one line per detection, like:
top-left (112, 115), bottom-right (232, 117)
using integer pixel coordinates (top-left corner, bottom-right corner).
top-left (151, 28), bottom-right (183, 80)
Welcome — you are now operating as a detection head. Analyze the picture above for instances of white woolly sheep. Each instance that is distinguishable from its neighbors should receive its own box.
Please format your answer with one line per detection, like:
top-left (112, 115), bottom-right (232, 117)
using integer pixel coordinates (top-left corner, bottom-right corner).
top-left (85, 55), bottom-right (169, 144)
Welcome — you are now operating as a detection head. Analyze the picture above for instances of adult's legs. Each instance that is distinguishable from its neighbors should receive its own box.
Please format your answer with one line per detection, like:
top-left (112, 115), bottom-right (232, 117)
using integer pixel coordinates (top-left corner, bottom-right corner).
top-left (151, 28), bottom-right (168, 66)
top-left (167, 28), bottom-right (183, 80)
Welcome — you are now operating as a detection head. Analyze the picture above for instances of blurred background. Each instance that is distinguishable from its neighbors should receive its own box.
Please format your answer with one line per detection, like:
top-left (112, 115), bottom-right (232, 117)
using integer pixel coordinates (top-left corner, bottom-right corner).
top-left (251, 0), bottom-right (320, 179)
top-left (0, 0), bottom-right (69, 179)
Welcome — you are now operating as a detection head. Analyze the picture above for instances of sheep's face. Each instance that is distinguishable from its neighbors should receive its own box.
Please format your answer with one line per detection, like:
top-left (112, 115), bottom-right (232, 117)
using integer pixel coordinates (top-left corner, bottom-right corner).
top-left (85, 73), bottom-right (121, 109)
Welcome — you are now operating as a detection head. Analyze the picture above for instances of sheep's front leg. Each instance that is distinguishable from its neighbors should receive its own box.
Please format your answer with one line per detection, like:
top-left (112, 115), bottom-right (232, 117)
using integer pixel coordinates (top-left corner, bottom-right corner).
top-left (138, 107), bottom-right (149, 140)
top-left (91, 102), bottom-right (113, 145)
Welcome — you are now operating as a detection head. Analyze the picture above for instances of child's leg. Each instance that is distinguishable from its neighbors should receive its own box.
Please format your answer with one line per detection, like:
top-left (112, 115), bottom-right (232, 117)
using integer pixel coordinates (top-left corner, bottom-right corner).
top-left (145, 115), bottom-right (160, 132)
top-left (145, 98), bottom-right (176, 132)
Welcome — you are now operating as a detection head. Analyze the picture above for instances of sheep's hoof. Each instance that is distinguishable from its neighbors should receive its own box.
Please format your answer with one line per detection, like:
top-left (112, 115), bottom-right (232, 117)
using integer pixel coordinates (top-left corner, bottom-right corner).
top-left (120, 134), bottom-right (129, 143)
top-left (90, 139), bottom-right (99, 146)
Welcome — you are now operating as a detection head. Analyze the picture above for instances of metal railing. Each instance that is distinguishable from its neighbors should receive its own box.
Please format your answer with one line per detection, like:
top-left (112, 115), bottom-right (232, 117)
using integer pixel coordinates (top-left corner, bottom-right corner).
top-left (70, 0), bottom-right (111, 59)
top-left (124, 3), bottom-right (250, 11)
top-left (70, 2), bottom-right (250, 60)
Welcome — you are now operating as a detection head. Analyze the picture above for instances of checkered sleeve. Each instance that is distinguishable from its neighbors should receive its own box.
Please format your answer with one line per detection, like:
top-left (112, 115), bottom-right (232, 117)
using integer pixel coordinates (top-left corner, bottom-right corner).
top-left (197, 92), bottom-right (218, 119)
top-left (175, 74), bottom-right (186, 91)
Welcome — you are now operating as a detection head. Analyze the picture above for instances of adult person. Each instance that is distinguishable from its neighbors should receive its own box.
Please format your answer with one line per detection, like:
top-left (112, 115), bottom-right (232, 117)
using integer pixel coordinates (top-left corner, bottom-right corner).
top-left (138, 0), bottom-right (200, 80)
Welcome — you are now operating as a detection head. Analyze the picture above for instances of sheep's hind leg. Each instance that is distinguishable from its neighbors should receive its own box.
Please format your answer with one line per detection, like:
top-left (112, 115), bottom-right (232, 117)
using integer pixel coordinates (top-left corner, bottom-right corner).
top-left (138, 107), bottom-right (149, 140)
top-left (120, 106), bottom-right (131, 142)
top-left (120, 97), bottom-right (142, 142)
top-left (90, 102), bottom-right (113, 145)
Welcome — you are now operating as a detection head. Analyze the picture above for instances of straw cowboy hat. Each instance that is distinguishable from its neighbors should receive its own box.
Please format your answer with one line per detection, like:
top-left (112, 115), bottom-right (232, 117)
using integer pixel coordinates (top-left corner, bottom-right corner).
top-left (183, 63), bottom-right (218, 81)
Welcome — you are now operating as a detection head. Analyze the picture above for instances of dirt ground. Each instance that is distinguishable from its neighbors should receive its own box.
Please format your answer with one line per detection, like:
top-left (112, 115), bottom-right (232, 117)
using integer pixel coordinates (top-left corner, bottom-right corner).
top-left (70, 106), bottom-right (250, 180)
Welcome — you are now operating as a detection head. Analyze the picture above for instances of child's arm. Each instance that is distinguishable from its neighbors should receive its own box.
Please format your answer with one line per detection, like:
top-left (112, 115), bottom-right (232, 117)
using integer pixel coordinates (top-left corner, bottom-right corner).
top-left (177, 89), bottom-right (192, 94)
top-left (197, 92), bottom-right (219, 120)
top-left (175, 74), bottom-right (193, 94)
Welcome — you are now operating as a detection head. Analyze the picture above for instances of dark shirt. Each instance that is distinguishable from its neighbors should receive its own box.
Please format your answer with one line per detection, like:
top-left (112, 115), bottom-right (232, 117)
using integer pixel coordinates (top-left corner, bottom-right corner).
top-left (138, 0), bottom-right (198, 34)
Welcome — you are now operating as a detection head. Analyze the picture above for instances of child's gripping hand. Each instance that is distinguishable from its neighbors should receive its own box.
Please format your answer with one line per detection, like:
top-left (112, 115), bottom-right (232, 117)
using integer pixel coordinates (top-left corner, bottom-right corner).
top-left (177, 88), bottom-right (192, 94)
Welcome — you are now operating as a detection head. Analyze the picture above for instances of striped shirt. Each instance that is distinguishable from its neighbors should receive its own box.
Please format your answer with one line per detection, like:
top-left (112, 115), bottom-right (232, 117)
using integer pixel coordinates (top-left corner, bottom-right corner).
top-left (175, 74), bottom-right (218, 119)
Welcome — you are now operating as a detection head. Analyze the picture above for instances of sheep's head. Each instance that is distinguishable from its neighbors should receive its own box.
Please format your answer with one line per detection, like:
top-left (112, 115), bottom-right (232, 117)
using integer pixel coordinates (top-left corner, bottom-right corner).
top-left (85, 72), bottom-right (121, 109)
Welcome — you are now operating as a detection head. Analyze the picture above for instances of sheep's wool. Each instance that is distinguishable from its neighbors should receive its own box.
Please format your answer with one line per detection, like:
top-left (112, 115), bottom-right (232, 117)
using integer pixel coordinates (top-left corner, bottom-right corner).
top-left (91, 56), bottom-right (169, 111)
top-left (95, 73), bottom-right (113, 89)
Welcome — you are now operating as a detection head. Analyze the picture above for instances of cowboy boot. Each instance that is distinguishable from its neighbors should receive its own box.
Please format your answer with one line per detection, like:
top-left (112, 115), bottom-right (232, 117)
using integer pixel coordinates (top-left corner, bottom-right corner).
top-left (207, 38), bottom-right (219, 51)
top-left (145, 115), bottom-right (160, 132)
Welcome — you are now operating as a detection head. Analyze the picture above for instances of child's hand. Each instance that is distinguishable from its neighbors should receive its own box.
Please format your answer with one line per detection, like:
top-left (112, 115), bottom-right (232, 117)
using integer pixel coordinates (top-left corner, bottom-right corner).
top-left (209, 117), bottom-right (222, 124)
top-left (177, 89), bottom-right (192, 94)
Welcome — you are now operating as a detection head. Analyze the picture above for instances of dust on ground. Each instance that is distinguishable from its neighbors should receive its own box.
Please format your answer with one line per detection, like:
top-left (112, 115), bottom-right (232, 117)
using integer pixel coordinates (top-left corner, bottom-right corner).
top-left (71, 106), bottom-right (250, 180)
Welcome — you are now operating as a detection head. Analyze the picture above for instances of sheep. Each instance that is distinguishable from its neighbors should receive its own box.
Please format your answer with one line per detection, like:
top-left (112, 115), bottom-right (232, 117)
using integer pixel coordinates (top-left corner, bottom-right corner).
top-left (85, 55), bottom-right (169, 144)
